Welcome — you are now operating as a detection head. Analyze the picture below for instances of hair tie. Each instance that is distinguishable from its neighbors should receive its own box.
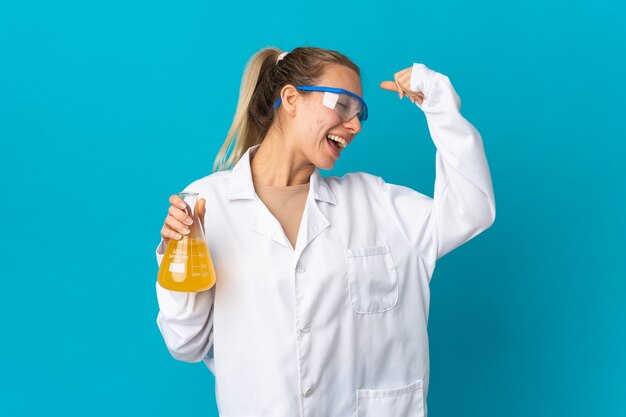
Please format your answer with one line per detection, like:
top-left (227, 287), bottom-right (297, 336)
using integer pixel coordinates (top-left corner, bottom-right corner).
top-left (276, 51), bottom-right (289, 63)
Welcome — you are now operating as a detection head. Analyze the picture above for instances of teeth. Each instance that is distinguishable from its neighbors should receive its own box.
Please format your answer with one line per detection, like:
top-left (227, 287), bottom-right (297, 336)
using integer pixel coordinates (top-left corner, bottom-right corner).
top-left (327, 134), bottom-right (347, 149)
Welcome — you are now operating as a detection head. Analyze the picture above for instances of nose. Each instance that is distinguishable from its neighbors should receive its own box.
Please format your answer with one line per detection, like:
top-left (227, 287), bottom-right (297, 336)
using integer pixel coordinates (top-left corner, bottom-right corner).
top-left (344, 115), bottom-right (362, 135)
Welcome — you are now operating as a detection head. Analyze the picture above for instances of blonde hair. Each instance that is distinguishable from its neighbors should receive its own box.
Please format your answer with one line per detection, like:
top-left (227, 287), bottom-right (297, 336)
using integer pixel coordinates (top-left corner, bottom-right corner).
top-left (212, 46), bottom-right (361, 172)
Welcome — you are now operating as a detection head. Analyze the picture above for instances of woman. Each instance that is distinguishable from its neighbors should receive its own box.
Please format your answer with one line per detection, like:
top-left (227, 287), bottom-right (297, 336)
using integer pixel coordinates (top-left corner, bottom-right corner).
top-left (155, 46), bottom-right (495, 417)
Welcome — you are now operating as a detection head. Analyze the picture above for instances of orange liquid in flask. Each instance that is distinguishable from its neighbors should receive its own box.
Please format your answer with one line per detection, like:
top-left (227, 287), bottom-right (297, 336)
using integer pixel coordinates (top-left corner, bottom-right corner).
top-left (157, 193), bottom-right (216, 292)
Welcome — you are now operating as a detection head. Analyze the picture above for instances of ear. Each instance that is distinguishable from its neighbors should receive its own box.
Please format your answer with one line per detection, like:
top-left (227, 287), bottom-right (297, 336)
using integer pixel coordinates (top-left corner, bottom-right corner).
top-left (279, 85), bottom-right (299, 117)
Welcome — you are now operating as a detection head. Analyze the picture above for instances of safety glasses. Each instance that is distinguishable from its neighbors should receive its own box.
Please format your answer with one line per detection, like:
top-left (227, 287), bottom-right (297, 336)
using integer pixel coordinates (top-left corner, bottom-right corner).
top-left (272, 86), bottom-right (368, 123)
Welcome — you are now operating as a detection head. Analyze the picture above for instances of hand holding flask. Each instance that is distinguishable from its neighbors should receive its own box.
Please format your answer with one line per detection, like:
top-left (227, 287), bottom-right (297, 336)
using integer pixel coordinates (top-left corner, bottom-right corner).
top-left (158, 192), bottom-right (216, 292)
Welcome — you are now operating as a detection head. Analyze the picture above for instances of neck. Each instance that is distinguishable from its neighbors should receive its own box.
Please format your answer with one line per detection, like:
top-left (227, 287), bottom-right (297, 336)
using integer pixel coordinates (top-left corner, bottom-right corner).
top-left (251, 128), bottom-right (315, 186)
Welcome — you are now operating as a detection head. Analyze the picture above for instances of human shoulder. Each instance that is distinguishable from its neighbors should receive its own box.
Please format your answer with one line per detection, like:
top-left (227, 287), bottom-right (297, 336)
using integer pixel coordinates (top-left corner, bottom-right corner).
top-left (182, 169), bottom-right (232, 193)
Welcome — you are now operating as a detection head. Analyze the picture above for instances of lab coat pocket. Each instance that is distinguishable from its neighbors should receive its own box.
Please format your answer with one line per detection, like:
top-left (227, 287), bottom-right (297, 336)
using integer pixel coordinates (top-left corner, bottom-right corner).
top-left (345, 245), bottom-right (399, 313)
top-left (356, 379), bottom-right (424, 417)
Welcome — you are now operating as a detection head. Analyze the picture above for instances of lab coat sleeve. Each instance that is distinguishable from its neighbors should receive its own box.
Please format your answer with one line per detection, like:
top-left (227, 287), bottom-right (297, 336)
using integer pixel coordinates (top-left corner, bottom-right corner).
top-left (381, 63), bottom-right (496, 263)
top-left (155, 282), bottom-right (215, 363)
top-left (155, 233), bottom-right (214, 364)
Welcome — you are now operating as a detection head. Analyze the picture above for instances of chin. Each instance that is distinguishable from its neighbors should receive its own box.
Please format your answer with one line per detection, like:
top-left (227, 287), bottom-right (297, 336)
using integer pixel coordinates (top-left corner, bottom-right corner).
top-left (315, 158), bottom-right (336, 171)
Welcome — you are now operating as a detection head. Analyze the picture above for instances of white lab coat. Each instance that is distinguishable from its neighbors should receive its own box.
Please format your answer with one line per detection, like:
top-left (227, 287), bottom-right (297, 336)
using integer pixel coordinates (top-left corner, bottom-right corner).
top-left (155, 63), bottom-right (496, 417)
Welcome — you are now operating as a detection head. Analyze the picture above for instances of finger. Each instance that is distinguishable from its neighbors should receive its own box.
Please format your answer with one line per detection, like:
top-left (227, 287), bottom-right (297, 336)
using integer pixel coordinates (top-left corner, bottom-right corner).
top-left (406, 93), bottom-right (418, 104)
top-left (397, 67), bottom-right (412, 78)
top-left (196, 198), bottom-right (206, 228)
top-left (406, 90), bottom-right (424, 103)
top-left (161, 224), bottom-right (183, 241)
top-left (394, 68), bottom-right (412, 99)
top-left (408, 95), bottom-right (422, 105)
top-left (393, 72), bottom-right (403, 99)
top-left (407, 91), bottom-right (424, 99)
top-left (168, 205), bottom-right (193, 226)
top-left (197, 198), bottom-right (206, 218)
top-left (395, 67), bottom-right (412, 85)
top-left (379, 81), bottom-right (398, 92)
top-left (397, 70), bottom-right (413, 97)
top-left (168, 194), bottom-right (187, 210)
top-left (165, 215), bottom-right (190, 236)
top-left (397, 69), bottom-right (412, 90)
top-left (396, 67), bottom-right (422, 104)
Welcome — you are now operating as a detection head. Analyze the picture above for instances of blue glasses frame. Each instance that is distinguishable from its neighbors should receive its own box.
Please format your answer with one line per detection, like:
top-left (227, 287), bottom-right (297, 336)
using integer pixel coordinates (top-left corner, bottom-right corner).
top-left (272, 85), bottom-right (368, 122)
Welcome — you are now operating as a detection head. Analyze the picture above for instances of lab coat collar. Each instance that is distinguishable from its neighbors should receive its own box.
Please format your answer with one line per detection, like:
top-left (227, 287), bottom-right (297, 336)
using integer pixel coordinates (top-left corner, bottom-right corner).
top-left (225, 144), bottom-right (337, 206)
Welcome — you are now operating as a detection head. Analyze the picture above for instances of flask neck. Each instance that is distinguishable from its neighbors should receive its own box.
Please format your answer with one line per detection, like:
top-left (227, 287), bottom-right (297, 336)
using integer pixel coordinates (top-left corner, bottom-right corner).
top-left (179, 192), bottom-right (199, 217)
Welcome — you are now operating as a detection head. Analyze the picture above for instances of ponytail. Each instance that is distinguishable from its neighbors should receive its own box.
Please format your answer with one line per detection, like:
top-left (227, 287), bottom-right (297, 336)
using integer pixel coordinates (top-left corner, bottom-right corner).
top-left (212, 48), bottom-right (280, 172)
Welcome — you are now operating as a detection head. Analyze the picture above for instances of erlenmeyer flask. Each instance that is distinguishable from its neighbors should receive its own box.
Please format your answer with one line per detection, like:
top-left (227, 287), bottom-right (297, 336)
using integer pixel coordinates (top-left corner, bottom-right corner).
top-left (158, 192), bottom-right (216, 292)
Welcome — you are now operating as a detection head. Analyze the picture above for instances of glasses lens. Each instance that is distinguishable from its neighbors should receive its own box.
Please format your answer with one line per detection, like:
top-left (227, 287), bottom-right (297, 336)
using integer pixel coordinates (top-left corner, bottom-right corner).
top-left (323, 92), bottom-right (364, 122)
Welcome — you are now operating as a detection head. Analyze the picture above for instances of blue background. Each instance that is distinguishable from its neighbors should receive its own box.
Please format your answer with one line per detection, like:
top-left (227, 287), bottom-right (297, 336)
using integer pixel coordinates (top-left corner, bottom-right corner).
top-left (1, 0), bottom-right (625, 415)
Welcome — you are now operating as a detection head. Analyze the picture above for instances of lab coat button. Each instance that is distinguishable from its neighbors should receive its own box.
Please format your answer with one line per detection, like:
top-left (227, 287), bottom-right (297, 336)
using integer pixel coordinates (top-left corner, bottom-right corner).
top-left (303, 386), bottom-right (314, 397)
top-left (300, 325), bottom-right (310, 333)
top-left (296, 263), bottom-right (306, 273)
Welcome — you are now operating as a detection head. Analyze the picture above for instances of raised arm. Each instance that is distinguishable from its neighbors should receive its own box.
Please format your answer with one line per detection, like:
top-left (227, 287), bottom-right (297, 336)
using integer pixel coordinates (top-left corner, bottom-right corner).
top-left (380, 63), bottom-right (496, 263)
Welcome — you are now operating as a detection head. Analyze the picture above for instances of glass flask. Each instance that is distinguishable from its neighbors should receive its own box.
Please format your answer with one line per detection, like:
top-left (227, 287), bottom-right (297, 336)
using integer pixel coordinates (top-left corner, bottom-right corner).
top-left (158, 192), bottom-right (216, 292)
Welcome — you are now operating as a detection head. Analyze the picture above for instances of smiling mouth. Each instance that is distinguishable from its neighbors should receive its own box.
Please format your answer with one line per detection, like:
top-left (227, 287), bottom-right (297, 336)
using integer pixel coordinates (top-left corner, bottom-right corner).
top-left (326, 134), bottom-right (347, 150)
